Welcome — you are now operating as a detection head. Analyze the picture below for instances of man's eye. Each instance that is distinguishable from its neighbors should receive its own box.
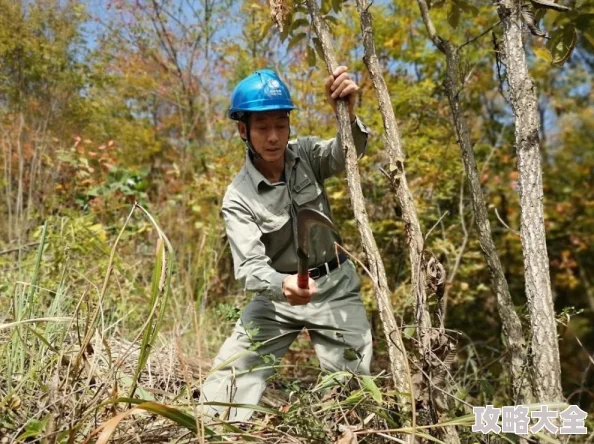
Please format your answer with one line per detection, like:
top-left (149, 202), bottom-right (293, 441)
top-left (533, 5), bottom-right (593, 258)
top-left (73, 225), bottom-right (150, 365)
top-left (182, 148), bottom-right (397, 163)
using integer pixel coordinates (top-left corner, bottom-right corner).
top-left (255, 126), bottom-right (268, 131)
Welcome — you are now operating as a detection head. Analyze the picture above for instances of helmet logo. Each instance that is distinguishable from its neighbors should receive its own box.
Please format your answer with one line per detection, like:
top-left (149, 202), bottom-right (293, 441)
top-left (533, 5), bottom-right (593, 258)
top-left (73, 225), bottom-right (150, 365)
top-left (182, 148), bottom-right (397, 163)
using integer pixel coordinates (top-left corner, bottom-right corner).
top-left (267, 79), bottom-right (283, 97)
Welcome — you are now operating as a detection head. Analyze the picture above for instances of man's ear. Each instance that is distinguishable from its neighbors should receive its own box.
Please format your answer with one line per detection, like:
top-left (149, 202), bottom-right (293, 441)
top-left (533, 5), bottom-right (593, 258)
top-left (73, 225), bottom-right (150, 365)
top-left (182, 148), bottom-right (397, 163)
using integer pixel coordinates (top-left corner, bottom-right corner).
top-left (237, 121), bottom-right (247, 141)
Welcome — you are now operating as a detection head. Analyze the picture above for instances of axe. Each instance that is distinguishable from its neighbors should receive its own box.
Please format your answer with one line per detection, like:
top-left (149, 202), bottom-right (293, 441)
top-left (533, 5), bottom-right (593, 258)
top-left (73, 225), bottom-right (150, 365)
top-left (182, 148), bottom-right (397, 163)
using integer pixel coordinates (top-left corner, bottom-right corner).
top-left (297, 208), bottom-right (339, 289)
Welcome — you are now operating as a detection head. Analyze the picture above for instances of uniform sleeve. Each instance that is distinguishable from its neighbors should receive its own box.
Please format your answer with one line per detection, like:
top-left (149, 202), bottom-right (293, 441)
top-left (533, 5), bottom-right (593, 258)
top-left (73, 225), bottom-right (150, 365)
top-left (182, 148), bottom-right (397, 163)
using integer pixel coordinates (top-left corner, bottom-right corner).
top-left (301, 116), bottom-right (369, 183)
top-left (222, 196), bottom-right (289, 302)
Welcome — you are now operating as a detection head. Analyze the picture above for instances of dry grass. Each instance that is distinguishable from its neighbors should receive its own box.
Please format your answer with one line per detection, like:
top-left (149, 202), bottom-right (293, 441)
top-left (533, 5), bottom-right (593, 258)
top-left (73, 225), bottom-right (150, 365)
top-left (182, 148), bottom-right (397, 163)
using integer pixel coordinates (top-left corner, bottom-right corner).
top-left (1, 205), bottom-right (568, 444)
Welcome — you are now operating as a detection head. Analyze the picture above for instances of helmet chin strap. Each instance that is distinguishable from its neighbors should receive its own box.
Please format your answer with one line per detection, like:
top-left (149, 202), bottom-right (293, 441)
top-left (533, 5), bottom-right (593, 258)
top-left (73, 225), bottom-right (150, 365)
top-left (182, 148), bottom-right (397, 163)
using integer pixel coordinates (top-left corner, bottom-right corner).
top-left (245, 139), bottom-right (266, 161)
top-left (243, 118), bottom-right (265, 161)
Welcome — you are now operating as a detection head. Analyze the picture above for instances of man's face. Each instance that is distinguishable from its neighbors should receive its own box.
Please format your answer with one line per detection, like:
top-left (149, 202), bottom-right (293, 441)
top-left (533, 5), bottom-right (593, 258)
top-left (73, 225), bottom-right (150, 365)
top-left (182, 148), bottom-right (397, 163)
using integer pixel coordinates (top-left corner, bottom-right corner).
top-left (239, 110), bottom-right (290, 163)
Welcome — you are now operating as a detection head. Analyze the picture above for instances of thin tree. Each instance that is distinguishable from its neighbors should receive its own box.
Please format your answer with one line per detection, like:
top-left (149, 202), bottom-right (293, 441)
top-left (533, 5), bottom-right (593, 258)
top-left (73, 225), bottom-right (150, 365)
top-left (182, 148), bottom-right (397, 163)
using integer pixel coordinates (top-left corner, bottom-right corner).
top-left (496, 0), bottom-right (563, 404)
top-left (353, 1), bottom-right (462, 442)
top-left (299, 0), bottom-right (413, 419)
top-left (414, 0), bottom-right (533, 405)
top-left (298, 0), bottom-right (466, 441)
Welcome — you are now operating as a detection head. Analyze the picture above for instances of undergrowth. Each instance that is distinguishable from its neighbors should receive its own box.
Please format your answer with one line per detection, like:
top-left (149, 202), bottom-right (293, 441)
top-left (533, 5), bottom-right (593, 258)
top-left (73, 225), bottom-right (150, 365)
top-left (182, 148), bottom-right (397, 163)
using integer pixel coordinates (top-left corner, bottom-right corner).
top-left (0, 207), bottom-right (590, 443)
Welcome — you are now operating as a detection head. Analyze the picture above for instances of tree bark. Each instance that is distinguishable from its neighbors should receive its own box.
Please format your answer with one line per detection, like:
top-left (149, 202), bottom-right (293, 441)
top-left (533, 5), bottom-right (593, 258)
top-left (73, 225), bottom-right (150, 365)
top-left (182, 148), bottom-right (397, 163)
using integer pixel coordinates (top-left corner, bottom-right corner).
top-left (416, 0), bottom-right (533, 406)
top-left (496, 0), bottom-right (564, 404)
top-left (355, 2), bottom-right (461, 442)
top-left (304, 0), bottom-right (412, 415)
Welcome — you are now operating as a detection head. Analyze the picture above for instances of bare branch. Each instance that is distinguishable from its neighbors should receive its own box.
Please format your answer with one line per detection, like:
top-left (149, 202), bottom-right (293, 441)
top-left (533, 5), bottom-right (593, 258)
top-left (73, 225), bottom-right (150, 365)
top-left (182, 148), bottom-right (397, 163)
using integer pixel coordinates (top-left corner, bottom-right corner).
top-left (416, 0), bottom-right (445, 52)
top-left (425, 210), bottom-right (449, 242)
top-left (458, 20), bottom-right (502, 51)
top-left (494, 206), bottom-right (520, 236)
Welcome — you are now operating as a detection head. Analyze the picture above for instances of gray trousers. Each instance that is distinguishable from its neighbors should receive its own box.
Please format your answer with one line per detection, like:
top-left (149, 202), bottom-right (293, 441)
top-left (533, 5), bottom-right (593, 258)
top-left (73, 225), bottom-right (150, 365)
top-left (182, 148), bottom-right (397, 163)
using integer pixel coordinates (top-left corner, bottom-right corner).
top-left (199, 259), bottom-right (373, 422)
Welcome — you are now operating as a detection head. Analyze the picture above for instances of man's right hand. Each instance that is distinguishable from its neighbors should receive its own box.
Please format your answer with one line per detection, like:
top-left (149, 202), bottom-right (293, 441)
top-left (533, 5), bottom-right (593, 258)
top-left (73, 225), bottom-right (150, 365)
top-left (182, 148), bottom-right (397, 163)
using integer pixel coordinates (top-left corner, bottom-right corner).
top-left (282, 274), bottom-right (317, 305)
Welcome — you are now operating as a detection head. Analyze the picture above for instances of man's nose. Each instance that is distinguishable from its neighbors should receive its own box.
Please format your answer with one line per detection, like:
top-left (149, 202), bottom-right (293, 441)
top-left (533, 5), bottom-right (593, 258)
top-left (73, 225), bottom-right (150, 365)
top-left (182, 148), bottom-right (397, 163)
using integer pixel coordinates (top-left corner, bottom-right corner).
top-left (268, 129), bottom-right (279, 143)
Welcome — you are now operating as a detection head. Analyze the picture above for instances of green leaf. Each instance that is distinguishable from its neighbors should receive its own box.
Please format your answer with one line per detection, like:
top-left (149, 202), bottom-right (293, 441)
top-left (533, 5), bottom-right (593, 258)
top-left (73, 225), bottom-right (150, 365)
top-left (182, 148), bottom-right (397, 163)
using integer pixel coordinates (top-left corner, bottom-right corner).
top-left (288, 18), bottom-right (309, 33)
top-left (550, 25), bottom-right (577, 64)
top-left (344, 389), bottom-right (365, 405)
top-left (259, 19), bottom-right (274, 40)
top-left (546, 27), bottom-right (563, 51)
top-left (535, 8), bottom-right (547, 22)
top-left (18, 416), bottom-right (49, 440)
top-left (575, 20), bottom-right (594, 55)
top-left (583, 31), bottom-right (594, 48)
top-left (343, 347), bottom-right (361, 361)
top-left (360, 375), bottom-right (383, 404)
top-left (332, 0), bottom-right (342, 13)
top-left (552, 9), bottom-right (570, 26)
top-left (280, 24), bottom-right (290, 42)
top-left (135, 402), bottom-right (201, 432)
top-left (388, 162), bottom-right (401, 173)
top-left (454, 387), bottom-right (469, 410)
top-left (276, 9), bottom-right (294, 38)
top-left (313, 371), bottom-right (353, 391)
top-left (294, 4), bottom-right (308, 14)
top-left (533, 46), bottom-right (553, 62)
top-left (287, 32), bottom-right (307, 51)
top-left (404, 325), bottom-right (416, 338)
top-left (448, 4), bottom-right (461, 28)
top-left (307, 45), bottom-right (316, 67)
top-left (479, 379), bottom-right (494, 401)
top-left (106, 398), bottom-right (202, 433)
top-left (321, 0), bottom-right (332, 15)
top-left (325, 15), bottom-right (339, 25)
top-left (454, 0), bottom-right (478, 16)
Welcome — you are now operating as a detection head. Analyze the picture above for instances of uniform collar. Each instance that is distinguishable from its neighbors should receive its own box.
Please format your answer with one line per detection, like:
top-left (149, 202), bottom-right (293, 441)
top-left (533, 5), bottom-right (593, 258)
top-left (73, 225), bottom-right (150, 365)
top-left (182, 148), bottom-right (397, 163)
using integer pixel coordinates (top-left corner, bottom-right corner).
top-left (245, 143), bottom-right (300, 193)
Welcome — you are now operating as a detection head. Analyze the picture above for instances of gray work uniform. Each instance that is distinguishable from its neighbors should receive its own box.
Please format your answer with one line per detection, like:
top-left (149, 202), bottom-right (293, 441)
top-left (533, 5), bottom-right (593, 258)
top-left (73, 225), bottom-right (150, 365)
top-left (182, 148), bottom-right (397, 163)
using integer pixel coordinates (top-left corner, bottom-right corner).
top-left (199, 118), bottom-right (373, 422)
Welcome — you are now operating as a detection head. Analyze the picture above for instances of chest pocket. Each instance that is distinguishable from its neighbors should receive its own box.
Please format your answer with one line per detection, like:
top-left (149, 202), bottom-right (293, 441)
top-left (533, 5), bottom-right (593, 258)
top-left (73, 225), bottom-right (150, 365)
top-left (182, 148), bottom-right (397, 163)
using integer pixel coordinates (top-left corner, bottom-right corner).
top-left (292, 174), bottom-right (324, 210)
top-left (258, 201), bottom-right (290, 234)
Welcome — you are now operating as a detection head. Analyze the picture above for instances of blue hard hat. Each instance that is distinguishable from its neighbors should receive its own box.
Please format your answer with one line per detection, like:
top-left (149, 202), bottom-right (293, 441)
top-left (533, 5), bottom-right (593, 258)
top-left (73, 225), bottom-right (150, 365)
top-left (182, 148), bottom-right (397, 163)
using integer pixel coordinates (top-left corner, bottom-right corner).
top-left (228, 70), bottom-right (296, 120)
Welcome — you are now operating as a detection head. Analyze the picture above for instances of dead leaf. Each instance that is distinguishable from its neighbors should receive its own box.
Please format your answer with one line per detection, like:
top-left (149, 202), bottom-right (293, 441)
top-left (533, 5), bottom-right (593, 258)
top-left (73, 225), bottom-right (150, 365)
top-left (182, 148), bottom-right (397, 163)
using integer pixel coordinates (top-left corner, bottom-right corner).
top-left (84, 407), bottom-right (141, 444)
top-left (335, 425), bottom-right (358, 444)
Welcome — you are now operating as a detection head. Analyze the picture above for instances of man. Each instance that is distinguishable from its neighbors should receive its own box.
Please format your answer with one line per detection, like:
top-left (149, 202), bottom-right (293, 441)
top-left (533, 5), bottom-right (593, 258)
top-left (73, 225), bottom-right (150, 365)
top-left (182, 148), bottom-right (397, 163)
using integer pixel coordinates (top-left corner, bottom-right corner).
top-left (200, 67), bottom-right (373, 422)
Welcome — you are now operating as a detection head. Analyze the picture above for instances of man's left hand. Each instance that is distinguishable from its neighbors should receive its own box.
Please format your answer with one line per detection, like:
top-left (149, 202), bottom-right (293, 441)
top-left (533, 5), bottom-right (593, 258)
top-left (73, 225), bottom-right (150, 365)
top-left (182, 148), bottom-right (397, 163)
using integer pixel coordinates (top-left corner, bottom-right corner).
top-left (325, 66), bottom-right (359, 122)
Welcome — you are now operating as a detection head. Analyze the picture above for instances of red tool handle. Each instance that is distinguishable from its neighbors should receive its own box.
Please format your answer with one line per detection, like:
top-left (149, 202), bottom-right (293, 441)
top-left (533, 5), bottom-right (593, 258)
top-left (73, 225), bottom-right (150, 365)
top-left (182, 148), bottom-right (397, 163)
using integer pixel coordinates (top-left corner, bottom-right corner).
top-left (297, 273), bottom-right (309, 289)
top-left (297, 248), bottom-right (309, 289)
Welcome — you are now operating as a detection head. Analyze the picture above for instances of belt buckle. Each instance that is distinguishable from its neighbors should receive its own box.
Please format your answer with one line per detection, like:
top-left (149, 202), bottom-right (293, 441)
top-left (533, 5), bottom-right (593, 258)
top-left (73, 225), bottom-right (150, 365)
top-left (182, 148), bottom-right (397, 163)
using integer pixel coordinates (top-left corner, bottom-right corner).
top-left (309, 267), bottom-right (322, 279)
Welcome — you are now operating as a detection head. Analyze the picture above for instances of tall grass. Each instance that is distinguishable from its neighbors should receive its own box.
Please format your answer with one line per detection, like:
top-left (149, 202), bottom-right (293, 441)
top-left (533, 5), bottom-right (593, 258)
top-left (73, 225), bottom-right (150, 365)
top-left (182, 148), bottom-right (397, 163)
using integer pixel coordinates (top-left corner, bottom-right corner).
top-left (0, 204), bottom-right (583, 443)
top-left (0, 205), bottom-right (191, 442)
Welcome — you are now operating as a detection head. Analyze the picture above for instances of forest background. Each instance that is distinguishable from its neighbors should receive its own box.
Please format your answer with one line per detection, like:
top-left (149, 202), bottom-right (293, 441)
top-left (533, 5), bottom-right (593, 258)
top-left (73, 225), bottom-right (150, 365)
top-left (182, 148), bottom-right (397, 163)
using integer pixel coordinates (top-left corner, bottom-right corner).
top-left (0, 0), bottom-right (593, 442)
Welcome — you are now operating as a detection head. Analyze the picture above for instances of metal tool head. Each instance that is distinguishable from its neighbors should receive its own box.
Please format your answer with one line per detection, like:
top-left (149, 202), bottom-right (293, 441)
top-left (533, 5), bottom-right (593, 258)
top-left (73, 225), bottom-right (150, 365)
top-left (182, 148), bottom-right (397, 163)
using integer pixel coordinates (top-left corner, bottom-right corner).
top-left (297, 208), bottom-right (338, 256)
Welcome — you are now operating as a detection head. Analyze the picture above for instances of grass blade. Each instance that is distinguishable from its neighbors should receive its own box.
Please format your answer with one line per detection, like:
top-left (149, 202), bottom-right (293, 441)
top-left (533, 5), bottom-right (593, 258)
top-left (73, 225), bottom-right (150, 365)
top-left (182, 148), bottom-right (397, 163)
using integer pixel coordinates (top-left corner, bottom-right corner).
top-left (91, 398), bottom-right (217, 441)
top-left (0, 317), bottom-right (73, 331)
top-left (128, 203), bottom-right (174, 398)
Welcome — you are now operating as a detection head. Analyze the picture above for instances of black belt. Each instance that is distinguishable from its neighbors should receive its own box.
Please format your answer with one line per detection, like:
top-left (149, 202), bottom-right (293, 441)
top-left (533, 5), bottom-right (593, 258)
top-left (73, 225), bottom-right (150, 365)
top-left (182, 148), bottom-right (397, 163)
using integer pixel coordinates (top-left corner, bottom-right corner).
top-left (288, 252), bottom-right (348, 280)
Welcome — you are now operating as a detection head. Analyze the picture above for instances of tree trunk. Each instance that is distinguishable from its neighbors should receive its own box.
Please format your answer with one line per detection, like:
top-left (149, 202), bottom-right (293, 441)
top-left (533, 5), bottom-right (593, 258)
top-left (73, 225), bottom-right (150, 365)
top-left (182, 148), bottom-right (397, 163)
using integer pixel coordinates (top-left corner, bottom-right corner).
top-left (497, 0), bottom-right (564, 404)
top-left (355, 1), bottom-right (461, 442)
top-left (444, 43), bottom-right (532, 405)
top-left (415, 0), bottom-right (533, 405)
top-left (304, 0), bottom-right (412, 415)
